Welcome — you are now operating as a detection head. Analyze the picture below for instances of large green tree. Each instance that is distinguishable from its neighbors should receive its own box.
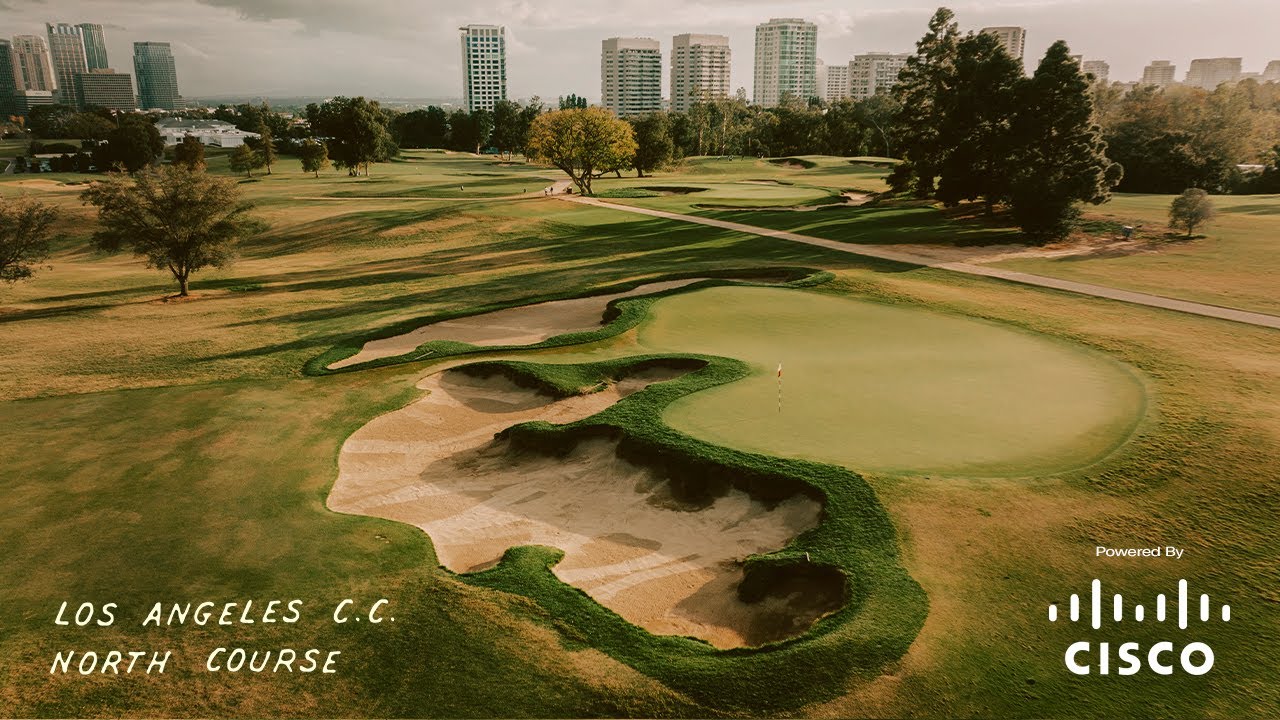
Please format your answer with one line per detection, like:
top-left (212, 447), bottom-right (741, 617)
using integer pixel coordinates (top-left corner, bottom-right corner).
top-left (890, 7), bottom-right (961, 196)
top-left (173, 135), bottom-right (205, 170)
top-left (81, 166), bottom-right (265, 296)
top-left (490, 100), bottom-right (523, 159)
top-left (305, 97), bottom-right (396, 176)
top-left (252, 123), bottom-right (277, 175)
top-left (934, 30), bottom-right (1025, 211)
top-left (1007, 41), bottom-right (1122, 242)
top-left (525, 107), bottom-right (637, 194)
top-left (629, 113), bottom-right (674, 177)
top-left (227, 144), bottom-right (258, 177)
top-left (391, 107), bottom-right (449, 149)
top-left (298, 138), bottom-right (330, 177)
top-left (92, 116), bottom-right (164, 172)
top-left (0, 197), bottom-right (58, 284)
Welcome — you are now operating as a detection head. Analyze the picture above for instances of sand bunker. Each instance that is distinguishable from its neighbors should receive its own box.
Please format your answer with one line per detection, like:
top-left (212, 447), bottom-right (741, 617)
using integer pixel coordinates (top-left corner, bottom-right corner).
top-left (330, 368), bottom-right (826, 648)
top-left (329, 278), bottom-right (709, 369)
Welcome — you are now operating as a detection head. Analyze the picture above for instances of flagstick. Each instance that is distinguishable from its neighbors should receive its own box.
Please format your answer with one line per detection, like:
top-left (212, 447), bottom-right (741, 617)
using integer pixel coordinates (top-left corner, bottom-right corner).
top-left (777, 362), bottom-right (783, 414)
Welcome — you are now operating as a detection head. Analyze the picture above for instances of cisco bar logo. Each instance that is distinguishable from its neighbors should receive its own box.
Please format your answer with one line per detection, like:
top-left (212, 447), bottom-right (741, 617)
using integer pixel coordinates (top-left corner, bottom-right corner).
top-left (1049, 579), bottom-right (1229, 676)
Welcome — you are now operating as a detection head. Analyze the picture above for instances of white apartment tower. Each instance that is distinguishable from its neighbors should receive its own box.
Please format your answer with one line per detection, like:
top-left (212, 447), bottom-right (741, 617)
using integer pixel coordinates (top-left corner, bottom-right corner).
top-left (1082, 60), bottom-right (1110, 85)
top-left (753, 18), bottom-right (817, 107)
top-left (600, 37), bottom-right (662, 117)
top-left (848, 53), bottom-right (910, 100)
top-left (670, 33), bottom-right (730, 112)
top-left (1263, 60), bottom-right (1280, 83)
top-left (1185, 57), bottom-right (1242, 89)
top-left (823, 62), bottom-right (850, 102)
top-left (460, 25), bottom-right (506, 112)
top-left (1142, 60), bottom-right (1176, 87)
top-left (981, 26), bottom-right (1026, 61)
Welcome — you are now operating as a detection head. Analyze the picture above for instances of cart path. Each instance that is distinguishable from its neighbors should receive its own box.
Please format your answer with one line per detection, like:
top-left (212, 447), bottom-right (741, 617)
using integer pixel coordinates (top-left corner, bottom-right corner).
top-left (562, 195), bottom-right (1280, 331)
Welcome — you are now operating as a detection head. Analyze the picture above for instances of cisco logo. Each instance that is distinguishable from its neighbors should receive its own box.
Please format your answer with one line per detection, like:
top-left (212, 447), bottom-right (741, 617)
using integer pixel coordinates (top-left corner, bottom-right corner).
top-left (1049, 579), bottom-right (1229, 676)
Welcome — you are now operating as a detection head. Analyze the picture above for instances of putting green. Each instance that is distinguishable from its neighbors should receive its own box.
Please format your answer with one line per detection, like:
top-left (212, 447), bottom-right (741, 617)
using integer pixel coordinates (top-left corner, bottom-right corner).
top-left (635, 286), bottom-right (1145, 476)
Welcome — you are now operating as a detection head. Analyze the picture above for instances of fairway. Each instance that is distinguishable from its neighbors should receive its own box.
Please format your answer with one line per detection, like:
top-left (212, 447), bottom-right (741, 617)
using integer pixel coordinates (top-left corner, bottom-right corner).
top-left (636, 286), bottom-right (1146, 476)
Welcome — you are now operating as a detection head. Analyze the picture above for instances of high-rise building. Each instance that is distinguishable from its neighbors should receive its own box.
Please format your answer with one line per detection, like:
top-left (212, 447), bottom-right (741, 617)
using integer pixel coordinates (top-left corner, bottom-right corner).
top-left (16, 90), bottom-right (55, 114)
top-left (848, 52), bottom-right (910, 100)
top-left (670, 33), bottom-right (730, 112)
top-left (981, 26), bottom-right (1026, 61)
top-left (753, 17), bottom-right (817, 107)
top-left (601, 37), bottom-right (661, 117)
top-left (1142, 60), bottom-right (1176, 87)
top-left (78, 23), bottom-right (108, 70)
top-left (133, 41), bottom-right (183, 110)
top-left (0, 40), bottom-right (16, 117)
top-left (46, 23), bottom-right (88, 108)
top-left (10, 35), bottom-right (56, 92)
top-left (1082, 60), bottom-right (1110, 85)
top-left (460, 25), bottom-right (506, 112)
top-left (815, 59), bottom-right (827, 101)
top-left (1185, 57), bottom-right (1242, 89)
top-left (823, 62), bottom-right (850, 102)
top-left (75, 69), bottom-right (136, 111)
top-left (1263, 61), bottom-right (1280, 83)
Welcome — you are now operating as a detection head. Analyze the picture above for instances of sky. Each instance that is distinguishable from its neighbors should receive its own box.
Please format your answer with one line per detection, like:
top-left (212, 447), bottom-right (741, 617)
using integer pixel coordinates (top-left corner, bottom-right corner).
top-left (2, 0), bottom-right (1279, 103)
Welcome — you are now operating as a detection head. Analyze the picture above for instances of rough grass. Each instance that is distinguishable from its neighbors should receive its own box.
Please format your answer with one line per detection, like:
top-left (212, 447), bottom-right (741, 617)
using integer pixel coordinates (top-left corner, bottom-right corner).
top-left (992, 193), bottom-right (1280, 315)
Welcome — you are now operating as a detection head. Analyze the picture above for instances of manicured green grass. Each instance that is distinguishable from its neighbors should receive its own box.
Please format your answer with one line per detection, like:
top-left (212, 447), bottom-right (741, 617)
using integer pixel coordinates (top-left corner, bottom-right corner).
top-left (636, 286), bottom-right (1145, 476)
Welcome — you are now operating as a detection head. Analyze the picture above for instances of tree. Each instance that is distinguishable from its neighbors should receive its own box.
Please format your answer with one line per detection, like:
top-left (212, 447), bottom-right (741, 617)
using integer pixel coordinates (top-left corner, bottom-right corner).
top-left (228, 144), bottom-right (257, 177)
top-left (391, 107), bottom-right (449, 149)
top-left (525, 107), bottom-right (637, 194)
top-left (1007, 41), bottom-right (1122, 243)
top-left (853, 94), bottom-right (901, 158)
top-left (26, 104), bottom-right (77, 138)
top-left (0, 197), bottom-right (58, 284)
top-left (81, 165), bottom-right (265, 297)
top-left (305, 96), bottom-right (395, 176)
top-left (822, 100), bottom-right (869, 157)
top-left (447, 109), bottom-right (493, 154)
top-left (934, 31), bottom-right (1025, 211)
top-left (299, 138), bottom-right (330, 177)
top-left (173, 135), bottom-right (206, 170)
top-left (96, 116), bottom-right (164, 172)
top-left (558, 94), bottom-right (588, 110)
top-left (1168, 188), bottom-right (1215, 237)
top-left (491, 100), bottom-right (522, 159)
top-left (1102, 84), bottom-right (1261, 194)
top-left (629, 113), bottom-right (674, 177)
top-left (64, 112), bottom-right (115, 142)
top-left (890, 7), bottom-right (962, 196)
top-left (253, 123), bottom-right (277, 174)
top-left (516, 98), bottom-right (544, 157)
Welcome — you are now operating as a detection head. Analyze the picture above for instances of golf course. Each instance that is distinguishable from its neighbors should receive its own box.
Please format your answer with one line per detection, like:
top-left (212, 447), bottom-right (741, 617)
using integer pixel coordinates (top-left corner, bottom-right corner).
top-left (2, 150), bottom-right (1278, 718)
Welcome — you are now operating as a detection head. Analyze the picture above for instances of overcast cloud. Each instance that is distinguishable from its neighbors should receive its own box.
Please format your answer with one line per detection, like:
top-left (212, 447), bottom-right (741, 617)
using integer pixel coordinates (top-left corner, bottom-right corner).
top-left (2, 0), bottom-right (1278, 102)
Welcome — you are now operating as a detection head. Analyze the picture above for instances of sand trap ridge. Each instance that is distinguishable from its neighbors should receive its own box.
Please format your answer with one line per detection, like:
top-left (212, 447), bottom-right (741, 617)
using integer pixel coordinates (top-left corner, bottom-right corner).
top-left (330, 369), bottom-right (827, 648)
top-left (329, 278), bottom-right (710, 369)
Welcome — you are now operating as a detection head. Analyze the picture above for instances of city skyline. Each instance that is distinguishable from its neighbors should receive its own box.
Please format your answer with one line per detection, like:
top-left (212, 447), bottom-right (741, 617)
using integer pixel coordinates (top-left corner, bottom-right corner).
top-left (1, 0), bottom-right (1279, 102)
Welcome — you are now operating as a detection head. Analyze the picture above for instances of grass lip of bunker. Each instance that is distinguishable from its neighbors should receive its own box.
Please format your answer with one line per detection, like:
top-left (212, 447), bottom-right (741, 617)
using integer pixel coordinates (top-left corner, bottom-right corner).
top-left (307, 266), bottom-right (828, 375)
top-left (332, 350), bottom-right (927, 714)
top-left (332, 359), bottom-right (841, 650)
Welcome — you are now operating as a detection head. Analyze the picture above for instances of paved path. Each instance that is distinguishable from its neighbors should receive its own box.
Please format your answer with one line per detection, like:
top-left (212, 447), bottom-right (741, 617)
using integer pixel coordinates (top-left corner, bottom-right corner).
top-left (564, 195), bottom-right (1280, 331)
